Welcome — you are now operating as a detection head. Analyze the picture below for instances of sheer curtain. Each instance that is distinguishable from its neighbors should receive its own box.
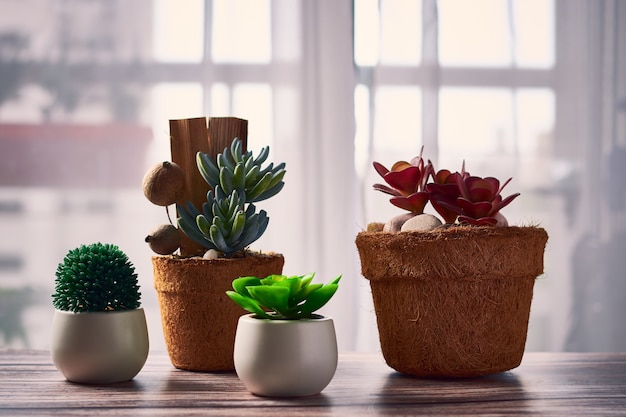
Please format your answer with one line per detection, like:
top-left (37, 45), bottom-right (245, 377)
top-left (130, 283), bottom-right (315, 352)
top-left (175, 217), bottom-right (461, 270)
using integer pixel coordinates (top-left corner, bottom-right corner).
top-left (560, 0), bottom-right (626, 351)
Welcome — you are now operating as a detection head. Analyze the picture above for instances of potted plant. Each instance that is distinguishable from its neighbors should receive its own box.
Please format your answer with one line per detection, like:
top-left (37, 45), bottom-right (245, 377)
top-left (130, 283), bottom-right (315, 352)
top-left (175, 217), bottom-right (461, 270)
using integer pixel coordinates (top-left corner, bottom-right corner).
top-left (227, 273), bottom-right (341, 397)
top-left (50, 242), bottom-right (149, 384)
top-left (355, 149), bottom-right (548, 377)
top-left (144, 117), bottom-right (286, 371)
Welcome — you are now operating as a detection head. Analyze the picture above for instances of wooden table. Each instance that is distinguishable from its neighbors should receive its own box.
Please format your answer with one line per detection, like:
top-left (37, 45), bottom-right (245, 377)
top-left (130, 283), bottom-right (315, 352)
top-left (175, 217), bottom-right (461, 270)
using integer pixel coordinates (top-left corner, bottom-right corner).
top-left (2, 350), bottom-right (626, 416)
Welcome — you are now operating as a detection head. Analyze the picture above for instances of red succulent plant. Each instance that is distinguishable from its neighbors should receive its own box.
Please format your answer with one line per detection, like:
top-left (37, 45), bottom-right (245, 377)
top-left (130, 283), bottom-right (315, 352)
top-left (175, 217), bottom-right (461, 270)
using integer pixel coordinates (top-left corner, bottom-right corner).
top-left (373, 149), bottom-right (520, 227)
top-left (435, 173), bottom-right (520, 226)
top-left (373, 148), bottom-right (434, 214)
top-left (425, 164), bottom-right (470, 224)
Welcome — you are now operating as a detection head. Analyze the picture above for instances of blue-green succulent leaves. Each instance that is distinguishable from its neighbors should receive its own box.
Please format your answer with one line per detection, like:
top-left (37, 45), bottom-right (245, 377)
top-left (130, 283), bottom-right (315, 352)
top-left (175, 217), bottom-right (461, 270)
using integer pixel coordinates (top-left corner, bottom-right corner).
top-left (226, 273), bottom-right (341, 320)
top-left (177, 138), bottom-right (286, 256)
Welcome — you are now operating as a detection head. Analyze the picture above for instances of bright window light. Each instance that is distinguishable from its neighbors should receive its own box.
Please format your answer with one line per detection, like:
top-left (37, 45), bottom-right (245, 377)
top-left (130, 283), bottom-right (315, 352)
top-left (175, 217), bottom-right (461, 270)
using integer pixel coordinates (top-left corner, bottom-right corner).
top-left (380, 0), bottom-right (421, 65)
top-left (516, 88), bottom-right (555, 154)
top-left (153, 0), bottom-right (205, 63)
top-left (439, 87), bottom-right (513, 155)
top-left (513, 0), bottom-right (555, 68)
top-left (439, 0), bottom-right (511, 67)
top-left (354, 0), bottom-right (380, 66)
top-left (232, 83), bottom-right (273, 150)
top-left (211, 0), bottom-right (271, 63)
top-left (373, 86), bottom-right (422, 151)
top-left (210, 83), bottom-right (231, 116)
top-left (150, 83), bottom-right (204, 161)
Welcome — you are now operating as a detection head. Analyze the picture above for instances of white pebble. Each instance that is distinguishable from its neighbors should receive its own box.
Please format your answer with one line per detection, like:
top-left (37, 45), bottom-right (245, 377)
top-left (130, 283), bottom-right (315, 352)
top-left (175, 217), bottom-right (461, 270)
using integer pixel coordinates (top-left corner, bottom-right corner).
top-left (203, 249), bottom-right (221, 260)
top-left (400, 213), bottom-right (442, 232)
top-left (494, 212), bottom-right (509, 227)
top-left (384, 212), bottom-right (417, 232)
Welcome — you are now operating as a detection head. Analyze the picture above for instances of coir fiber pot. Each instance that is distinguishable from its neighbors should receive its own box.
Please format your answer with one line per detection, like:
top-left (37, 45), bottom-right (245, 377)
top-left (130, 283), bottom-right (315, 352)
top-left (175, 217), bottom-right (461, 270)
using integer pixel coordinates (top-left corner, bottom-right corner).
top-left (355, 225), bottom-right (548, 378)
top-left (152, 252), bottom-right (284, 371)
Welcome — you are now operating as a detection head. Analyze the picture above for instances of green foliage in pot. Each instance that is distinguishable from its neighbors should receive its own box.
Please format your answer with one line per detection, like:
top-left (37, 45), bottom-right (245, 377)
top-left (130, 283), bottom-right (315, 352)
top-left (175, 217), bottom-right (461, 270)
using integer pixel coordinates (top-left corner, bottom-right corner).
top-left (177, 138), bottom-right (286, 257)
top-left (52, 243), bottom-right (141, 312)
top-left (226, 273), bottom-right (341, 320)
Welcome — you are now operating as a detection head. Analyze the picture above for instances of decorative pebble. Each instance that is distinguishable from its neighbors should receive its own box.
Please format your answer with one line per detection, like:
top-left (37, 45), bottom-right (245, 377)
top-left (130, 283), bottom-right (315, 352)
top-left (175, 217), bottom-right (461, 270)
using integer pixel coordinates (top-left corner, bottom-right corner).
top-left (203, 249), bottom-right (221, 260)
top-left (384, 213), bottom-right (417, 232)
top-left (400, 213), bottom-right (443, 232)
top-left (495, 212), bottom-right (509, 227)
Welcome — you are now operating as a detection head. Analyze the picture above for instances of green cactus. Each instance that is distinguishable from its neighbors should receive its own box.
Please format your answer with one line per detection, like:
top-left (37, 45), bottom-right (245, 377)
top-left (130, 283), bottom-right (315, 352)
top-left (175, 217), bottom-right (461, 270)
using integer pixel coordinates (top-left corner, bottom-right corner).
top-left (52, 243), bottom-right (141, 312)
top-left (178, 138), bottom-right (286, 257)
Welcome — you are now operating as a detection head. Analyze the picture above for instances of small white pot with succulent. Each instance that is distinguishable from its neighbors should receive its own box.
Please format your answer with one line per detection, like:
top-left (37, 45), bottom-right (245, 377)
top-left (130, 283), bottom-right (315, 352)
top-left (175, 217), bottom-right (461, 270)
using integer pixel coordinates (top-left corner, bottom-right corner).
top-left (227, 273), bottom-right (341, 397)
top-left (51, 243), bottom-right (149, 384)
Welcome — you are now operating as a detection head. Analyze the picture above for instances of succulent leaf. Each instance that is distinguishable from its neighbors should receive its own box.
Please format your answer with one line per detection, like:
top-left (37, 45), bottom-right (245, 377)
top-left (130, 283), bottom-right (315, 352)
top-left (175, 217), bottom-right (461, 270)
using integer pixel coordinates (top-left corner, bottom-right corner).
top-left (227, 273), bottom-right (341, 320)
top-left (232, 276), bottom-right (263, 297)
top-left (248, 286), bottom-right (291, 317)
top-left (226, 291), bottom-right (270, 319)
top-left (178, 138), bottom-right (286, 256)
top-left (431, 172), bottom-right (520, 226)
top-left (298, 283), bottom-right (339, 317)
top-left (390, 192), bottom-right (430, 213)
top-left (197, 152), bottom-right (220, 187)
top-left (373, 147), bottom-right (434, 214)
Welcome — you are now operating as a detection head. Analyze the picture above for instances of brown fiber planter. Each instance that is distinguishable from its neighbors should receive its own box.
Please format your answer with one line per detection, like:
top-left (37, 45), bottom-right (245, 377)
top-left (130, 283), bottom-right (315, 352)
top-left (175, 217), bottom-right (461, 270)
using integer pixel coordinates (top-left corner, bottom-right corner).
top-left (152, 252), bottom-right (284, 371)
top-left (355, 225), bottom-right (548, 377)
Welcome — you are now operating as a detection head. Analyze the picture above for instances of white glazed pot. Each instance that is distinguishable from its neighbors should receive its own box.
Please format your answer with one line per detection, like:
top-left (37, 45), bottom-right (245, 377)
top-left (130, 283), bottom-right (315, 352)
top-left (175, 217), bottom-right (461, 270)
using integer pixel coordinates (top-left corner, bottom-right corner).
top-left (51, 308), bottom-right (149, 384)
top-left (233, 314), bottom-right (338, 397)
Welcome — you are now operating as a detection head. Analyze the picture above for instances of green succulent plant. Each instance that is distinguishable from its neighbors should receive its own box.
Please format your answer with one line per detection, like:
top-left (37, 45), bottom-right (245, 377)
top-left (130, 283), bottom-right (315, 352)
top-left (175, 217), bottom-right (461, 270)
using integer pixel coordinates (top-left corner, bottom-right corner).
top-left (226, 273), bottom-right (341, 320)
top-left (178, 138), bottom-right (286, 256)
top-left (52, 243), bottom-right (141, 312)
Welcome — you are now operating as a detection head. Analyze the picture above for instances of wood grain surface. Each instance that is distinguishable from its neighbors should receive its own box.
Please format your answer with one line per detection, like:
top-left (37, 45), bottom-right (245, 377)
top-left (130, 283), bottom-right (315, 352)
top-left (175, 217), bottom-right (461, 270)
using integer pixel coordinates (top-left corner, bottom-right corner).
top-left (1, 350), bottom-right (626, 416)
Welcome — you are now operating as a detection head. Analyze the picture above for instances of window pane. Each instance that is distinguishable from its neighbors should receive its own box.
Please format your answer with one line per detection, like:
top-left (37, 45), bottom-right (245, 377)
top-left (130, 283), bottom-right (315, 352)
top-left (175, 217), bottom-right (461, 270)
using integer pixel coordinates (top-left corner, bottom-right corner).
top-left (439, 87), bottom-right (555, 187)
top-left (439, 0), bottom-right (511, 67)
top-left (439, 87), bottom-right (513, 167)
top-left (153, 0), bottom-right (205, 62)
top-left (150, 83), bottom-right (204, 161)
top-left (513, 0), bottom-right (554, 68)
top-left (354, 0), bottom-right (380, 66)
top-left (516, 88), bottom-right (554, 155)
top-left (232, 83), bottom-right (272, 150)
top-left (373, 86), bottom-right (422, 151)
top-left (210, 83), bottom-right (230, 116)
top-left (380, 0), bottom-right (421, 65)
top-left (211, 0), bottom-right (271, 63)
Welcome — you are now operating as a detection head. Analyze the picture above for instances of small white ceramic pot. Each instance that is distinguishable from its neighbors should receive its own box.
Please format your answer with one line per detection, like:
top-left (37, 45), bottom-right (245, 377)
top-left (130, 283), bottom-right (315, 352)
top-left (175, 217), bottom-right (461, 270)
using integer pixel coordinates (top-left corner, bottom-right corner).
top-left (51, 308), bottom-right (149, 384)
top-left (233, 314), bottom-right (338, 397)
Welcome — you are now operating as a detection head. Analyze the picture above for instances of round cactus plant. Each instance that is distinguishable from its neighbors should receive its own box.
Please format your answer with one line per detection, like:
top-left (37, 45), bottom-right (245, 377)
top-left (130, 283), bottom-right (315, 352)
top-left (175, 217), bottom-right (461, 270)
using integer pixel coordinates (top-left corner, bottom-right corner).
top-left (52, 243), bottom-right (141, 312)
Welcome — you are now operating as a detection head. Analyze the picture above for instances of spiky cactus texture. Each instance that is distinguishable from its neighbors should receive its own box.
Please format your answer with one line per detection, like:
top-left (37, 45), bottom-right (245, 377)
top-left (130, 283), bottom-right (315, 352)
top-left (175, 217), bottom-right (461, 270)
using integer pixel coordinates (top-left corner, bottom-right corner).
top-left (52, 243), bottom-right (141, 312)
top-left (178, 138), bottom-right (286, 256)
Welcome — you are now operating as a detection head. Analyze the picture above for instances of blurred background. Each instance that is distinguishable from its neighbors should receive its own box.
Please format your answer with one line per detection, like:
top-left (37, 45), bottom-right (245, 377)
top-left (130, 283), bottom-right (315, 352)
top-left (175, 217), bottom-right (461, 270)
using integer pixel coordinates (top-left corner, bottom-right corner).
top-left (1, 0), bottom-right (625, 353)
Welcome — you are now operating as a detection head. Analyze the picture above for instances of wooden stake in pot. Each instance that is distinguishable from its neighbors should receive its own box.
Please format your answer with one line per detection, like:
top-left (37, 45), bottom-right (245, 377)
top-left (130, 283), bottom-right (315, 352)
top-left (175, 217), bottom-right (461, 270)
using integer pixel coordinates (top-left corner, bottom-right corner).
top-left (169, 117), bottom-right (248, 256)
